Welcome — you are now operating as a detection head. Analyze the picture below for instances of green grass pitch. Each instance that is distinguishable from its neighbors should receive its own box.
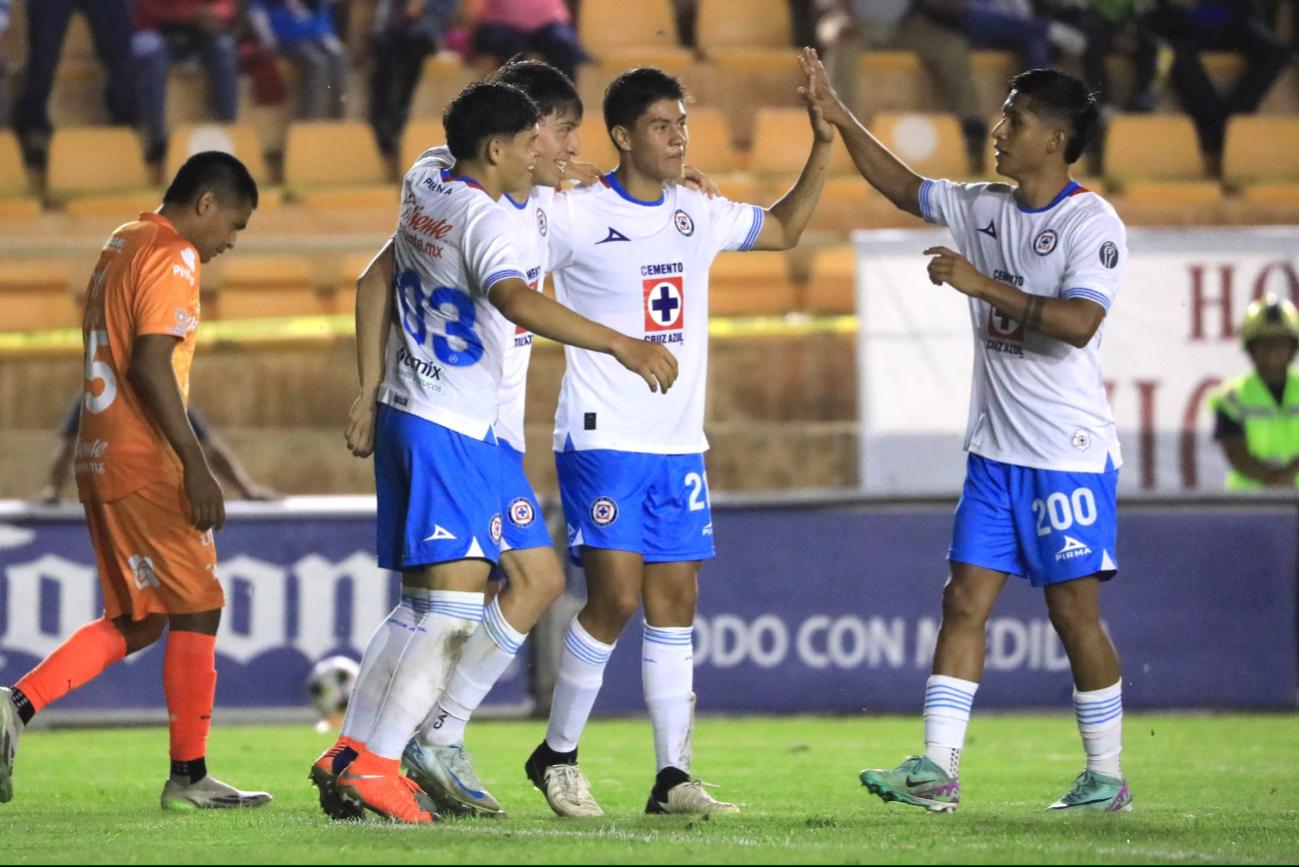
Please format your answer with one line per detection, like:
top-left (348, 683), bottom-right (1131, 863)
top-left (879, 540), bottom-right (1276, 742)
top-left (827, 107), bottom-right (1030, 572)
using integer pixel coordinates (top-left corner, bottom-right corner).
top-left (1, 713), bottom-right (1297, 864)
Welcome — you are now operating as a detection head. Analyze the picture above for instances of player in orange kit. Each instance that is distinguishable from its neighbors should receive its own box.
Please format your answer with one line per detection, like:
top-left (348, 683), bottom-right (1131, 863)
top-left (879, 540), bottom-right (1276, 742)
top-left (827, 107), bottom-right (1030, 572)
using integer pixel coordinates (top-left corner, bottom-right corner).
top-left (0, 152), bottom-right (272, 811)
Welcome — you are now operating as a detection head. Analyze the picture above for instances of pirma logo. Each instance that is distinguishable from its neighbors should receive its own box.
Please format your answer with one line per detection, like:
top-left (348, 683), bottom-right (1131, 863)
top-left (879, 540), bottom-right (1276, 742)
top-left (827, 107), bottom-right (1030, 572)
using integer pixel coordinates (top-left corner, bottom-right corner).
top-left (591, 497), bottom-right (618, 527)
top-left (1056, 535), bottom-right (1092, 562)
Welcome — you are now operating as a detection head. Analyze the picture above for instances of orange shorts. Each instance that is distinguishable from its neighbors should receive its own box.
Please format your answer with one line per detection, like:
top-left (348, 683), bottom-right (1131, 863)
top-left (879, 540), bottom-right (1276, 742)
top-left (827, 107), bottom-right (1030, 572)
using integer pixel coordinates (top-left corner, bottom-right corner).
top-left (83, 482), bottom-right (225, 621)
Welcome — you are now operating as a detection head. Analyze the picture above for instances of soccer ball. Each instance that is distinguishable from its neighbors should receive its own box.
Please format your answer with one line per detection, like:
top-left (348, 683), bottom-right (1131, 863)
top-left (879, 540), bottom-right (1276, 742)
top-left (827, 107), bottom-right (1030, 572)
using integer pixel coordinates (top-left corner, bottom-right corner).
top-left (306, 655), bottom-right (360, 725)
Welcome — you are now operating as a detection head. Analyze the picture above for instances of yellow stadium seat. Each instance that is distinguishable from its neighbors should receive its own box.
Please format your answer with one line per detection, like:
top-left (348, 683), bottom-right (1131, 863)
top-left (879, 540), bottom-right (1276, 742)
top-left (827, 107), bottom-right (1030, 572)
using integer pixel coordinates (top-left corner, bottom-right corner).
top-left (749, 108), bottom-right (815, 175)
top-left (709, 251), bottom-right (795, 317)
top-left (213, 256), bottom-right (322, 320)
top-left (577, 0), bottom-right (680, 52)
top-left (697, 0), bottom-right (790, 50)
top-left (0, 261), bottom-right (76, 331)
top-left (166, 125), bottom-right (270, 187)
top-left (1224, 116), bottom-right (1299, 185)
top-left (686, 107), bottom-right (740, 173)
top-left (869, 113), bottom-right (967, 179)
top-left (283, 121), bottom-right (395, 210)
top-left (400, 121), bottom-right (446, 175)
top-left (0, 131), bottom-right (40, 219)
top-left (806, 246), bottom-right (856, 316)
top-left (1104, 114), bottom-right (1203, 182)
top-left (48, 127), bottom-right (151, 198)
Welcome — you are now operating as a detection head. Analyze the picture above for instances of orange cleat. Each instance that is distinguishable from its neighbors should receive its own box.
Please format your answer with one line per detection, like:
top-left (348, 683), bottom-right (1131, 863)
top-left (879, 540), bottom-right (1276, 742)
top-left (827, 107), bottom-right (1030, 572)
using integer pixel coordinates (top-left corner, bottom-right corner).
top-left (309, 740), bottom-right (363, 821)
top-left (336, 752), bottom-right (440, 824)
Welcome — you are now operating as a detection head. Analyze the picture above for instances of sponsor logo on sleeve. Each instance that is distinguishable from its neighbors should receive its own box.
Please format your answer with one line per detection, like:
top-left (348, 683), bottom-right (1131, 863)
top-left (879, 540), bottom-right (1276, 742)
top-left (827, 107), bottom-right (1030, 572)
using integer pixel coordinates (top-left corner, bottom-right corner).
top-left (1099, 241), bottom-right (1119, 269)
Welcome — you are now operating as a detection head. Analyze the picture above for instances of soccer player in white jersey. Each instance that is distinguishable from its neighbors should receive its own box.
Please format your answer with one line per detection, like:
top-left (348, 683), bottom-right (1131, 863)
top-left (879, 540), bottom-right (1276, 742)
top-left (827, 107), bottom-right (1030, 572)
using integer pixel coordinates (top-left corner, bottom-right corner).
top-left (311, 81), bottom-right (677, 824)
top-left (522, 60), bottom-right (834, 818)
top-left (800, 54), bottom-right (1132, 813)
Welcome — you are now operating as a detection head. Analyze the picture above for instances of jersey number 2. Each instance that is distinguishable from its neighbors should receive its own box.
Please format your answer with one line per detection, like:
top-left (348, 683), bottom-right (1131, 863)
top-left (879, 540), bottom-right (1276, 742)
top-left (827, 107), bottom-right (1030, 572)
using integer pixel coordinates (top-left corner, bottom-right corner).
top-left (397, 269), bottom-right (483, 367)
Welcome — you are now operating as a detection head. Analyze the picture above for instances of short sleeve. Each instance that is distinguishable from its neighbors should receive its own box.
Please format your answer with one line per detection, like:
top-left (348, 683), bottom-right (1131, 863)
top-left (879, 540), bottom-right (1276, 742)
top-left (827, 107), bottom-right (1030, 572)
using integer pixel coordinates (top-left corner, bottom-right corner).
top-left (1213, 407), bottom-right (1245, 440)
top-left (917, 178), bottom-right (977, 238)
top-left (706, 195), bottom-right (764, 254)
top-left (461, 205), bottom-right (527, 299)
top-left (133, 243), bottom-right (199, 339)
top-left (546, 190), bottom-right (578, 273)
top-left (1059, 212), bottom-right (1126, 311)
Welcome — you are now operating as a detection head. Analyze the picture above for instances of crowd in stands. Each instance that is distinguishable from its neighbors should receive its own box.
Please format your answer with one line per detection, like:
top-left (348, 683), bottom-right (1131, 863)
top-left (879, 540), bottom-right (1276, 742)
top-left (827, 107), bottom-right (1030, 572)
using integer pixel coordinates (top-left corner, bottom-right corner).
top-left (0, 0), bottom-right (1295, 181)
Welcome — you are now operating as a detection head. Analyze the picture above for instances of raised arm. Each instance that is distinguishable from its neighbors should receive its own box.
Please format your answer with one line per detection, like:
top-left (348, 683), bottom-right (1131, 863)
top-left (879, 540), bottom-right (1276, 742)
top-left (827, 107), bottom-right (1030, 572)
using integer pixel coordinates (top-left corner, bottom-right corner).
top-left (797, 47), bottom-right (924, 218)
top-left (345, 240), bottom-right (395, 457)
top-left (130, 335), bottom-right (225, 530)
top-left (489, 278), bottom-right (678, 393)
top-left (752, 70), bottom-right (835, 251)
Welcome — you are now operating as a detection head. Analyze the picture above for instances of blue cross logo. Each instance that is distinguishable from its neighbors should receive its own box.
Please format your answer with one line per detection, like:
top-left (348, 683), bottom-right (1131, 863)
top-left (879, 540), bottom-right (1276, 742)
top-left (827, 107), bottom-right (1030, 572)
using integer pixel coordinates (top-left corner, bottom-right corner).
top-left (652, 284), bottom-right (679, 323)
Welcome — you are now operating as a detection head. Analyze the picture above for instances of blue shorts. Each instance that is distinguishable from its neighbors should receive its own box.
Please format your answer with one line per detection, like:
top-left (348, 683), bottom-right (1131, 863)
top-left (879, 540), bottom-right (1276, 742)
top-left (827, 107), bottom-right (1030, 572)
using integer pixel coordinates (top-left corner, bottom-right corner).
top-left (374, 404), bottom-right (502, 570)
top-left (499, 442), bottom-right (552, 553)
top-left (948, 453), bottom-right (1119, 588)
top-left (556, 449), bottom-right (715, 566)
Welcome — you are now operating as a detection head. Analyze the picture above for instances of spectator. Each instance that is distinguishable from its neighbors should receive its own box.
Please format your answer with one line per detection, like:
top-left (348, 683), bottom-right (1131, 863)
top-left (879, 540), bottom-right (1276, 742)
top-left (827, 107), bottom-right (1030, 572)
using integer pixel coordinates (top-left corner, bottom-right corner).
top-left (0, 0), bottom-right (10, 126)
top-left (471, 0), bottom-right (588, 81)
top-left (1048, 0), bottom-right (1160, 112)
top-left (960, 0), bottom-right (1088, 71)
top-left (38, 398), bottom-right (280, 503)
top-left (822, 1), bottom-right (988, 171)
top-left (249, 0), bottom-right (350, 120)
top-left (11, 0), bottom-right (138, 171)
top-left (1144, 0), bottom-right (1290, 173)
top-left (368, 0), bottom-right (459, 162)
top-left (133, 0), bottom-right (242, 165)
top-left (1209, 295), bottom-right (1299, 490)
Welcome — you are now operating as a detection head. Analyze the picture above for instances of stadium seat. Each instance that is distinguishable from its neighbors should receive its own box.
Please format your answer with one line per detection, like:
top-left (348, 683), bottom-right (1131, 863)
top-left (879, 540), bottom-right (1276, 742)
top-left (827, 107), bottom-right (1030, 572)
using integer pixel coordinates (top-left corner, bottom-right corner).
top-left (869, 113), bottom-right (967, 179)
top-left (805, 246), bottom-right (856, 316)
top-left (686, 108), bottom-right (740, 173)
top-left (212, 256), bottom-right (322, 320)
top-left (0, 261), bottom-right (76, 331)
top-left (749, 108), bottom-right (823, 175)
top-left (400, 120), bottom-right (445, 176)
top-left (166, 125), bottom-right (270, 187)
top-left (709, 250), bottom-right (796, 317)
top-left (47, 127), bottom-right (160, 217)
top-left (1224, 116), bottom-right (1299, 188)
top-left (702, 51), bottom-right (805, 149)
top-left (0, 131), bottom-right (40, 220)
top-left (283, 121), bottom-right (396, 211)
top-left (696, 0), bottom-right (791, 50)
top-left (577, 0), bottom-right (682, 54)
top-left (1104, 114), bottom-right (1203, 182)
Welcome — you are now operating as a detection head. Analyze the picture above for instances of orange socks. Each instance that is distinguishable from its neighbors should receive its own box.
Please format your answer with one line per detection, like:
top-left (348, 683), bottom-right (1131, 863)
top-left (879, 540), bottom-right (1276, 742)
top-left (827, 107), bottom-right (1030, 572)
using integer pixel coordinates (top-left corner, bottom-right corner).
top-left (15, 619), bottom-right (127, 713)
top-left (164, 631), bottom-right (217, 762)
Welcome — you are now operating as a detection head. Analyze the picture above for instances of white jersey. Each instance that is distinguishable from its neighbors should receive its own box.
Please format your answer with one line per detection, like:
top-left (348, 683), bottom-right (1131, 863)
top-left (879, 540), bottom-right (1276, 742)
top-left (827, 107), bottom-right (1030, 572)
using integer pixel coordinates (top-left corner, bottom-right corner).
top-left (920, 178), bottom-right (1126, 472)
top-left (378, 152), bottom-right (527, 441)
top-left (548, 174), bottom-right (764, 453)
top-left (406, 147), bottom-right (552, 452)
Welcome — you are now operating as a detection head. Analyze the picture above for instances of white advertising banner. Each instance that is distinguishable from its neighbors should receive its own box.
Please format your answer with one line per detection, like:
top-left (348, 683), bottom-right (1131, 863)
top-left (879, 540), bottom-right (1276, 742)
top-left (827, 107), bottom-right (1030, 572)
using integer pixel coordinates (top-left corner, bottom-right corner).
top-left (854, 227), bottom-right (1299, 494)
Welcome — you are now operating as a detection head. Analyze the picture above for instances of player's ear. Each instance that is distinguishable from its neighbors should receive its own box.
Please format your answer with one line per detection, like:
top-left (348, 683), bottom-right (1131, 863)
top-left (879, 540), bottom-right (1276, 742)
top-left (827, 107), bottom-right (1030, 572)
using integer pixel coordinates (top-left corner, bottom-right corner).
top-left (610, 125), bottom-right (632, 154)
top-left (195, 190), bottom-right (218, 217)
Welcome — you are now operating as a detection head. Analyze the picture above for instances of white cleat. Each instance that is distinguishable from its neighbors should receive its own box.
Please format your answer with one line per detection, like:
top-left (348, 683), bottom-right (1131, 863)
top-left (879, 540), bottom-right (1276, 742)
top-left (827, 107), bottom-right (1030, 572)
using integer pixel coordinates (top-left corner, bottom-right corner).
top-left (0, 687), bottom-right (22, 804)
top-left (161, 775), bottom-right (274, 811)
top-left (646, 778), bottom-right (740, 815)
top-left (525, 747), bottom-right (604, 818)
top-left (403, 738), bottom-right (505, 818)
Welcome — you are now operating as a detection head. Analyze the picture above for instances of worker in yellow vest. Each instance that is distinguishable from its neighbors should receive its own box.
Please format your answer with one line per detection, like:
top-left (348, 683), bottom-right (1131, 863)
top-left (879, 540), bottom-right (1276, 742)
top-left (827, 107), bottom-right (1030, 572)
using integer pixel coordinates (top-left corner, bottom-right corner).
top-left (1209, 294), bottom-right (1299, 489)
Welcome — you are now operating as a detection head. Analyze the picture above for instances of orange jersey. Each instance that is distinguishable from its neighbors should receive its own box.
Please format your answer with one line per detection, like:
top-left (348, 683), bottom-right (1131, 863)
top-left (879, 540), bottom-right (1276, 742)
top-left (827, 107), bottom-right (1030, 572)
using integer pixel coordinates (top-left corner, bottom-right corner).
top-left (76, 212), bottom-right (202, 503)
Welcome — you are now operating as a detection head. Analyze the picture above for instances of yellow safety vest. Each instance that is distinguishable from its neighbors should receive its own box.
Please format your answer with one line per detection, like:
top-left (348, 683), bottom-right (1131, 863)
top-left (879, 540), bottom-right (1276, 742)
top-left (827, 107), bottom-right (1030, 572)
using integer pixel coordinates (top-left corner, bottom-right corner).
top-left (1208, 370), bottom-right (1299, 490)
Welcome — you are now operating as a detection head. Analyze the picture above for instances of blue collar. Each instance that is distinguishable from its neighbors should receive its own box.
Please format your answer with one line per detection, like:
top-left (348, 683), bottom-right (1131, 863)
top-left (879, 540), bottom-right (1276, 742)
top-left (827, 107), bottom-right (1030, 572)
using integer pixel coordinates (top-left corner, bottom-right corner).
top-left (503, 191), bottom-right (528, 210)
top-left (1015, 181), bottom-right (1082, 214)
top-left (602, 172), bottom-right (664, 207)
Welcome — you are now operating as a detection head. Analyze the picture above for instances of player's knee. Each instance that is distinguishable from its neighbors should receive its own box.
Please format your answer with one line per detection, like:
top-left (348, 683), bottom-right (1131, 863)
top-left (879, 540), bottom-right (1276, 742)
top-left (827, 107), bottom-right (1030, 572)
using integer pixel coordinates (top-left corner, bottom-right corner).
top-left (940, 581), bottom-right (993, 628)
top-left (585, 586), bottom-right (641, 629)
top-left (116, 614), bottom-right (167, 654)
top-left (1046, 592), bottom-right (1099, 638)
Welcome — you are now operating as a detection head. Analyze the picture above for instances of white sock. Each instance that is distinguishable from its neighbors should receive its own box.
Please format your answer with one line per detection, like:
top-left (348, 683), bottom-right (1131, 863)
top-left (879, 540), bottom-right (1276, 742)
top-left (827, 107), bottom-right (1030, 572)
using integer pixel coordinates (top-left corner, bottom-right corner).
top-left (340, 587), bottom-right (429, 744)
top-left (642, 623), bottom-right (694, 773)
top-left (922, 674), bottom-right (978, 779)
top-left (544, 618), bottom-right (615, 754)
top-left (1074, 680), bottom-right (1123, 778)
top-left (421, 595), bottom-right (526, 746)
top-left (364, 589), bottom-right (483, 760)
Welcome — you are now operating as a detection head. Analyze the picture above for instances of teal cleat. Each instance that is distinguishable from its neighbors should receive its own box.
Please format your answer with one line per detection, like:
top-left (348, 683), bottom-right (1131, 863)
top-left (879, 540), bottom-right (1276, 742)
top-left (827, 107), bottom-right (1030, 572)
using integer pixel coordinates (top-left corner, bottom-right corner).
top-left (1046, 770), bottom-right (1132, 813)
top-left (859, 755), bottom-right (960, 813)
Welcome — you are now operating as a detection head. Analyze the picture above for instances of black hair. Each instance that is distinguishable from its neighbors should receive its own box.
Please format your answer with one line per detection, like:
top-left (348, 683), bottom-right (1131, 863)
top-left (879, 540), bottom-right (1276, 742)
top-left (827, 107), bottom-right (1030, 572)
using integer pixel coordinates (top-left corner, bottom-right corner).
top-left (443, 81), bottom-right (541, 162)
top-left (163, 151), bottom-right (258, 209)
top-left (1008, 69), bottom-right (1099, 165)
top-left (487, 58), bottom-right (583, 122)
top-left (603, 67), bottom-right (689, 138)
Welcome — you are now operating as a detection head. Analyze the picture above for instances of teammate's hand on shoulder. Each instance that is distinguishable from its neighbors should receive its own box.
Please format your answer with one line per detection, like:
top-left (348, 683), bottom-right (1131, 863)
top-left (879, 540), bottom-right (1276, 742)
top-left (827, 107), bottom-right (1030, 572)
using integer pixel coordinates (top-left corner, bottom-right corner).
top-left (184, 463), bottom-right (225, 532)
top-left (345, 393), bottom-right (379, 458)
top-left (611, 335), bottom-right (679, 394)
top-left (679, 165), bottom-right (721, 198)
top-left (560, 160), bottom-right (605, 187)
top-left (924, 246), bottom-right (986, 297)
top-left (797, 47), bottom-right (852, 129)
